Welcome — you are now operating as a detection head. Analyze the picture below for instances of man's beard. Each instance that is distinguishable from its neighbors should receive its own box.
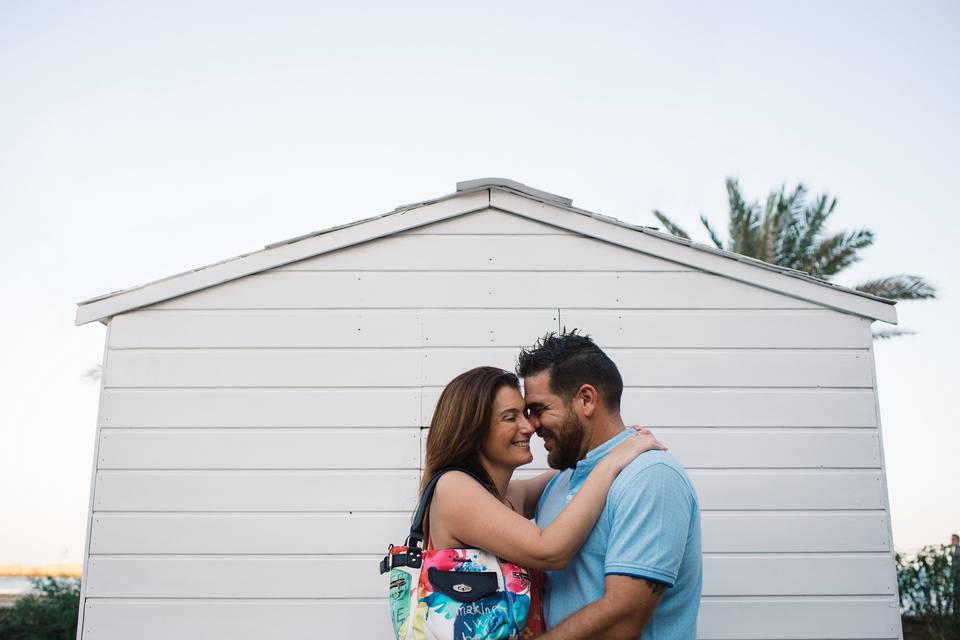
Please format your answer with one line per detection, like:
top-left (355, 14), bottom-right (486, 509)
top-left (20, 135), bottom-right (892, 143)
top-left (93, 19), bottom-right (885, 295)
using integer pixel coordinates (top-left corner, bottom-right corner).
top-left (545, 410), bottom-right (586, 471)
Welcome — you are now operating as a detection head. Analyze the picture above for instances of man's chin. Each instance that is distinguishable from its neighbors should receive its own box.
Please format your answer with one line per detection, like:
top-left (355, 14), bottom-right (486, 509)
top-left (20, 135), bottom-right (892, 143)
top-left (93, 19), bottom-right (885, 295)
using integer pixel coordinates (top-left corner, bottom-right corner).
top-left (547, 450), bottom-right (575, 471)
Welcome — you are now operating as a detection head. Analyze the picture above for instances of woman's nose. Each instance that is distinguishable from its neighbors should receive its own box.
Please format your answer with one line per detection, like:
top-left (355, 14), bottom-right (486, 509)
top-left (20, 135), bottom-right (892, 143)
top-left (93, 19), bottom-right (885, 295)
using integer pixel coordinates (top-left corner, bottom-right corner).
top-left (520, 415), bottom-right (537, 434)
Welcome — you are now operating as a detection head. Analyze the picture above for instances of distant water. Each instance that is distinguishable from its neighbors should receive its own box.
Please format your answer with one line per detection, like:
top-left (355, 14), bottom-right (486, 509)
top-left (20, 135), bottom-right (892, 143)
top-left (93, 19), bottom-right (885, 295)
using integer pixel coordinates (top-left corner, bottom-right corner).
top-left (0, 577), bottom-right (39, 595)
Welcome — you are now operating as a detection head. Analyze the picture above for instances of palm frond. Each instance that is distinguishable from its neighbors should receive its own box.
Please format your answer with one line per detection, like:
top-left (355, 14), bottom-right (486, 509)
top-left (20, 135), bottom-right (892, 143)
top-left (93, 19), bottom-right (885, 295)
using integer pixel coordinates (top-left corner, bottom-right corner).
top-left (763, 184), bottom-right (802, 264)
top-left (726, 178), bottom-right (762, 255)
top-left (699, 214), bottom-right (724, 249)
top-left (651, 210), bottom-right (691, 239)
top-left (759, 187), bottom-right (784, 262)
top-left (802, 228), bottom-right (874, 279)
top-left (855, 275), bottom-right (937, 300)
top-left (774, 183), bottom-right (808, 264)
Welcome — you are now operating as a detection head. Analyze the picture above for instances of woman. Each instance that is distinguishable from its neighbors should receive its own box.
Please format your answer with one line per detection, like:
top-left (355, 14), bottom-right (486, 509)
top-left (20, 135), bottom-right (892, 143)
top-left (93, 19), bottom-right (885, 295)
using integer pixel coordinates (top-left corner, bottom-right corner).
top-left (404, 366), bottom-right (664, 638)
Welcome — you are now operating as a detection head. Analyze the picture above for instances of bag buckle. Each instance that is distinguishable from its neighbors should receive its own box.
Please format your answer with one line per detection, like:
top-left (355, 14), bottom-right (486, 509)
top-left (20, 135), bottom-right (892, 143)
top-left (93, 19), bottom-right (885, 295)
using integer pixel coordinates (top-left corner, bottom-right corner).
top-left (379, 545), bottom-right (422, 574)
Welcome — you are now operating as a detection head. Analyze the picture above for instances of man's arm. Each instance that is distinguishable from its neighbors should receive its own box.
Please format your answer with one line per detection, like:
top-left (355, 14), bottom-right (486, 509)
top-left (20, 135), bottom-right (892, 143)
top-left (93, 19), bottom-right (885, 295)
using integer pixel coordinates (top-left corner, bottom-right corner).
top-left (539, 574), bottom-right (665, 640)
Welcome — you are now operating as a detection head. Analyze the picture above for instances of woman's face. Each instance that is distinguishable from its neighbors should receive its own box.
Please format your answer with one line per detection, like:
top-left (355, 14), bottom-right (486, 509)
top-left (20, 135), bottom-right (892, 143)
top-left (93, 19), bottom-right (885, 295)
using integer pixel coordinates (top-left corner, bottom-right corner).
top-left (480, 385), bottom-right (536, 471)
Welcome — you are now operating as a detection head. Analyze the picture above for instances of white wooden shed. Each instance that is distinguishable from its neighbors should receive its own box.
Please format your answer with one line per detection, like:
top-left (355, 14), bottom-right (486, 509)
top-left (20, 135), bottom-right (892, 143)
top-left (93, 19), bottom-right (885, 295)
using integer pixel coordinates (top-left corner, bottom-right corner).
top-left (74, 178), bottom-right (902, 640)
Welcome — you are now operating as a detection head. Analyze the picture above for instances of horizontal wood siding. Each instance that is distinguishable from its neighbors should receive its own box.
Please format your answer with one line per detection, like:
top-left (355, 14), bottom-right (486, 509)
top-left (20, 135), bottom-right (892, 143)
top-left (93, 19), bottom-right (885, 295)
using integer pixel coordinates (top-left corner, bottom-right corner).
top-left (498, 428), bottom-right (881, 470)
top-left (93, 468), bottom-right (884, 512)
top-left (83, 554), bottom-right (895, 598)
top-left (100, 427), bottom-right (879, 470)
top-left (97, 428), bottom-right (421, 469)
top-left (82, 209), bottom-right (897, 639)
top-left (424, 387), bottom-right (878, 427)
top-left (80, 598), bottom-right (901, 640)
top-left (402, 208), bottom-right (571, 234)
top-left (104, 348), bottom-right (872, 388)
top-left (152, 271), bottom-right (817, 310)
top-left (109, 308), bottom-right (862, 349)
top-left (562, 309), bottom-right (872, 348)
top-left (101, 389), bottom-right (423, 427)
top-left (82, 600), bottom-right (391, 640)
top-left (89, 511), bottom-right (890, 555)
top-left (279, 233), bottom-right (691, 271)
top-left (94, 471), bottom-right (420, 512)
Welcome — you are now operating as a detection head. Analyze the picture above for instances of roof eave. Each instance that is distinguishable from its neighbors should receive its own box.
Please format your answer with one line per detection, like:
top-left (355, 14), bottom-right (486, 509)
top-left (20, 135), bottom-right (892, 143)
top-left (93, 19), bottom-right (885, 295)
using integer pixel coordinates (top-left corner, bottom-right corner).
top-left (75, 180), bottom-right (898, 326)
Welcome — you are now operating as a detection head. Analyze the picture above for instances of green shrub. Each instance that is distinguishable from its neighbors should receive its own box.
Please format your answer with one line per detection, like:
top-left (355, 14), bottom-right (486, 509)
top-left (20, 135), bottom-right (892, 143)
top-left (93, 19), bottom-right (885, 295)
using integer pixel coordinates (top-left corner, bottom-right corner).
top-left (897, 545), bottom-right (959, 639)
top-left (0, 577), bottom-right (81, 640)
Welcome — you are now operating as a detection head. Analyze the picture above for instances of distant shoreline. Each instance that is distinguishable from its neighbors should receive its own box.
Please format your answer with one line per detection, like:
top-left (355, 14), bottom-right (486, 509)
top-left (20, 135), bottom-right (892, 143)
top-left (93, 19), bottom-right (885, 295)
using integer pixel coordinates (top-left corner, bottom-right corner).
top-left (0, 564), bottom-right (82, 578)
top-left (0, 594), bottom-right (24, 608)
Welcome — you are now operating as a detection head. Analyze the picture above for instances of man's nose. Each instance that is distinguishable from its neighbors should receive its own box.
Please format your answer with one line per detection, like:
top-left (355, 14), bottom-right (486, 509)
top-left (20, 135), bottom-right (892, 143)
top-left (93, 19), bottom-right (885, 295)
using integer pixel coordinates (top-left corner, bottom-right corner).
top-left (526, 413), bottom-right (540, 431)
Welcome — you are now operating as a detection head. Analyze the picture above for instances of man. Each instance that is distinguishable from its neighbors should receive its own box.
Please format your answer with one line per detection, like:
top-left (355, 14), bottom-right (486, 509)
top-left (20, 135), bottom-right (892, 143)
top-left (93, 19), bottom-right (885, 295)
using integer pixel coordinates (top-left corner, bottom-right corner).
top-left (517, 330), bottom-right (702, 639)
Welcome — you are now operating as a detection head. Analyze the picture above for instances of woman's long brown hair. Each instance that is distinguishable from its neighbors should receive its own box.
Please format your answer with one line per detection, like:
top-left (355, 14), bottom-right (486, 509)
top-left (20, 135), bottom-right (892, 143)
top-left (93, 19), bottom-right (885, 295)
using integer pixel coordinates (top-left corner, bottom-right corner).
top-left (418, 366), bottom-right (520, 540)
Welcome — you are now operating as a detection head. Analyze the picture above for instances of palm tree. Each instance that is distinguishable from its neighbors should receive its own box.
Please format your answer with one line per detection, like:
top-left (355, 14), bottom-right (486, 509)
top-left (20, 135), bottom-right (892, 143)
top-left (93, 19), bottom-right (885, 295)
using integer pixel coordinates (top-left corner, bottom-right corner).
top-left (652, 178), bottom-right (936, 339)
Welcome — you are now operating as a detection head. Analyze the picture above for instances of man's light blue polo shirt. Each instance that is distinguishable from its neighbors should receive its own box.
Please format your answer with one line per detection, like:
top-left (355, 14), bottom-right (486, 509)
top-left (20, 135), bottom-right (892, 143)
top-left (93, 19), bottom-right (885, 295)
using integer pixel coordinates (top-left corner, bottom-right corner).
top-left (535, 429), bottom-right (702, 638)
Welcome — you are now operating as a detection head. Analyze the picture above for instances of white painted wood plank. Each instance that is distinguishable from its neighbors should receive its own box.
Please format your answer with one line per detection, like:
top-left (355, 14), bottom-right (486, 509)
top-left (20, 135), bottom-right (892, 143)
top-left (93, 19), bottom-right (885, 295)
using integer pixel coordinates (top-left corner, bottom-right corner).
top-left (107, 464), bottom-right (886, 513)
top-left (605, 349), bottom-right (872, 388)
top-left (425, 346), bottom-right (872, 388)
top-left (83, 597), bottom-right (901, 640)
top-left (424, 388), bottom-right (879, 427)
top-left (704, 555), bottom-right (895, 596)
top-left (104, 347), bottom-right (872, 389)
top-left (109, 310), bottom-right (422, 348)
top-left (108, 309), bottom-right (871, 350)
top-left (82, 600), bottom-right (391, 640)
top-left (620, 389), bottom-right (878, 427)
top-left (280, 234), bottom-right (689, 271)
top-left (84, 556), bottom-right (385, 598)
top-left (83, 554), bottom-right (893, 598)
top-left (520, 429), bottom-right (881, 470)
top-left (510, 468), bottom-right (886, 509)
top-left (97, 429), bottom-right (421, 469)
top-left (561, 309), bottom-right (872, 349)
top-left (89, 513), bottom-right (407, 554)
top-left (88, 511), bottom-right (891, 555)
top-left (101, 389), bottom-right (421, 427)
top-left (492, 190), bottom-right (897, 323)
top-left (701, 512), bottom-right (891, 553)
top-left (104, 350), bottom-right (423, 388)
top-left (93, 471), bottom-right (419, 511)
top-left (421, 349), bottom-right (520, 384)
top-left (402, 208), bottom-right (569, 234)
top-left (697, 597), bottom-right (901, 639)
top-left (421, 310), bottom-right (558, 347)
top-left (691, 470), bottom-right (886, 510)
top-left (76, 191), bottom-right (490, 325)
top-left (152, 272), bottom-right (816, 310)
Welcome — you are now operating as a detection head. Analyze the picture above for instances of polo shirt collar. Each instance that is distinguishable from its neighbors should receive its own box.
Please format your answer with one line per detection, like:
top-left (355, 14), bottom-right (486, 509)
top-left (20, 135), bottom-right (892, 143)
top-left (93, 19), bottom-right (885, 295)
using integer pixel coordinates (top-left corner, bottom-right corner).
top-left (570, 428), bottom-right (632, 485)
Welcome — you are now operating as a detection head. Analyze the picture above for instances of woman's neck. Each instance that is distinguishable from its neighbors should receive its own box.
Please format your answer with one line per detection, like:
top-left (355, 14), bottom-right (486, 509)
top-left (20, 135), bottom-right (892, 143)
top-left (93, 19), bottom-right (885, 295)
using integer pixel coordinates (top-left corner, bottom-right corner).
top-left (480, 459), bottom-right (513, 500)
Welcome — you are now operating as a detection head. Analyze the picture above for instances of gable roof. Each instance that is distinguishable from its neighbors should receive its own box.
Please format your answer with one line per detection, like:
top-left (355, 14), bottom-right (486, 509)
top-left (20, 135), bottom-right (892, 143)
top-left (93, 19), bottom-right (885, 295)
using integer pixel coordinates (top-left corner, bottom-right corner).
top-left (75, 178), bottom-right (898, 326)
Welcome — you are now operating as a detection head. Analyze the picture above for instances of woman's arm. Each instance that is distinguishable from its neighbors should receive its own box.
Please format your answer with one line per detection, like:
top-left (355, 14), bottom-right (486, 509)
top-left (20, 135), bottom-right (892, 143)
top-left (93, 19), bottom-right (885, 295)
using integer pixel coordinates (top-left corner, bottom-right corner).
top-left (430, 431), bottom-right (664, 570)
top-left (506, 426), bottom-right (658, 519)
top-left (507, 470), bottom-right (558, 519)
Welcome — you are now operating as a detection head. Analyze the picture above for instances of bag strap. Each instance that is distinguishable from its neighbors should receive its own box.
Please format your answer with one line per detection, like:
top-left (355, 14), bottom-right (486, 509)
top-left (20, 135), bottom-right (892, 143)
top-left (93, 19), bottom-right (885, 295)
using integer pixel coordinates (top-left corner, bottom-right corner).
top-left (379, 468), bottom-right (486, 575)
top-left (406, 467), bottom-right (484, 550)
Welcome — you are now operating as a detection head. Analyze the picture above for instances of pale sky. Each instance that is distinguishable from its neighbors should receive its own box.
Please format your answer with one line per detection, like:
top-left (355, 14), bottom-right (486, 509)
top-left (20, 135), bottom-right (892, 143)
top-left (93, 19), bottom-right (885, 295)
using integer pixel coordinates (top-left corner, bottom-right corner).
top-left (1, 1), bottom-right (957, 564)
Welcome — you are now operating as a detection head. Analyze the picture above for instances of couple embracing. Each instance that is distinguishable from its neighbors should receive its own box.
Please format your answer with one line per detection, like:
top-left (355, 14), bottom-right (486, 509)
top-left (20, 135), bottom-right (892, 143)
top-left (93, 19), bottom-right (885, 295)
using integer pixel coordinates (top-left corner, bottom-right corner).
top-left (383, 331), bottom-right (702, 639)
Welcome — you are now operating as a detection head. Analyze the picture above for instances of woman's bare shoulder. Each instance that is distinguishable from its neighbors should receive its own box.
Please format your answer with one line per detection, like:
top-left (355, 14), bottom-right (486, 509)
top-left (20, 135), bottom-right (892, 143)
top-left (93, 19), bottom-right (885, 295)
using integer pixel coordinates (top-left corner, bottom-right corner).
top-left (432, 471), bottom-right (487, 505)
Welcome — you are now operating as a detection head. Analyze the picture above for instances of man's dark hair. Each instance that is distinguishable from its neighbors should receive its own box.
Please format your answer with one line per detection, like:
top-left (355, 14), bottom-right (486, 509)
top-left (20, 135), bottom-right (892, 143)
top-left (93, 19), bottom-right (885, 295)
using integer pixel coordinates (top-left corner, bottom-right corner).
top-left (516, 329), bottom-right (623, 411)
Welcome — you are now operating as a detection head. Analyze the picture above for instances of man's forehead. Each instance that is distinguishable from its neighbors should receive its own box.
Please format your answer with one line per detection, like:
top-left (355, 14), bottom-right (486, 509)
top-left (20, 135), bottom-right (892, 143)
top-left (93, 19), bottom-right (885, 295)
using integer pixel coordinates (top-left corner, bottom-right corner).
top-left (521, 371), bottom-right (553, 401)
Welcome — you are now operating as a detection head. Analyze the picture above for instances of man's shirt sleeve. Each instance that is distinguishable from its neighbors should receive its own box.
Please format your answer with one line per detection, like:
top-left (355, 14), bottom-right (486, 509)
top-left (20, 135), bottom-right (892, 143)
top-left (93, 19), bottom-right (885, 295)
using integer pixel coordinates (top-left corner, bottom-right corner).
top-left (604, 462), bottom-right (694, 587)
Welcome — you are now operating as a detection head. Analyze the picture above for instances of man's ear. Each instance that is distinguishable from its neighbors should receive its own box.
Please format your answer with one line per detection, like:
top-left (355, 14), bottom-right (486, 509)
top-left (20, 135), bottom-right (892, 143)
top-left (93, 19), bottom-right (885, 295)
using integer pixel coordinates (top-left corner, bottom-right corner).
top-left (578, 384), bottom-right (600, 418)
